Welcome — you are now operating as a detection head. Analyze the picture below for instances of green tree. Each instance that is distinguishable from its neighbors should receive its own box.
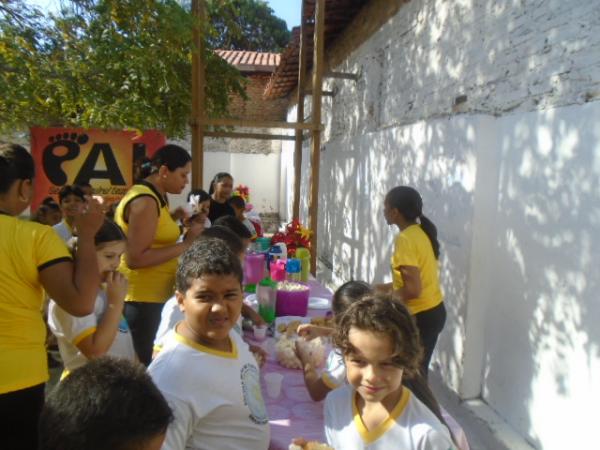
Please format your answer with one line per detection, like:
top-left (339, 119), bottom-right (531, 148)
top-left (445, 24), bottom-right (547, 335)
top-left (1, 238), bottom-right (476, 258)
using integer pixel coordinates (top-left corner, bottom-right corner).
top-left (0, 0), bottom-right (261, 137)
top-left (207, 0), bottom-right (290, 52)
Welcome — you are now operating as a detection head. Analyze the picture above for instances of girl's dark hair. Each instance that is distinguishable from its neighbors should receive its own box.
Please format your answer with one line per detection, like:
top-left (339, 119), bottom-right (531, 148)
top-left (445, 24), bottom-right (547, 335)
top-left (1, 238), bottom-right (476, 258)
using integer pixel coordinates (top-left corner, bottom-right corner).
top-left (228, 195), bottom-right (245, 210)
top-left (134, 145), bottom-right (191, 181)
top-left (213, 215), bottom-right (252, 240)
top-left (386, 186), bottom-right (440, 259)
top-left (334, 294), bottom-right (455, 441)
top-left (200, 226), bottom-right (244, 256)
top-left (332, 280), bottom-right (372, 318)
top-left (0, 143), bottom-right (34, 194)
top-left (94, 219), bottom-right (126, 247)
top-left (187, 189), bottom-right (210, 204)
top-left (208, 172), bottom-right (233, 196)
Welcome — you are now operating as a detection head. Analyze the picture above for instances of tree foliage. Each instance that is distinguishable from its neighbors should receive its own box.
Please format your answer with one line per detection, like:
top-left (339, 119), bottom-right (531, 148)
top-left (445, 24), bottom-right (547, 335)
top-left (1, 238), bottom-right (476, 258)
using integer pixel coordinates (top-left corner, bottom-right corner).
top-left (0, 0), bottom-right (290, 138)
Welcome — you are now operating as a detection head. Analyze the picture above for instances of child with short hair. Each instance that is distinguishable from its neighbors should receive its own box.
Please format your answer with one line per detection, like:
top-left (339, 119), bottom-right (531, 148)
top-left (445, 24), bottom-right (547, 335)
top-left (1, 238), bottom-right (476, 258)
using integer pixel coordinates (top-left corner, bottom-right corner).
top-left (295, 280), bottom-right (372, 401)
top-left (213, 214), bottom-right (253, 249)
top-left (228, 195), bottom-right (258, 239)
top-left (48, 219), bottom-right (136, 376)
top-left (53, 185), bottom-right (86, 243)
top-left (39, 356), bottom-right (173, 450)
top-left (149, 238), bottom-right (270, 450)
top-left (324, 294), bottom-right (455, 449)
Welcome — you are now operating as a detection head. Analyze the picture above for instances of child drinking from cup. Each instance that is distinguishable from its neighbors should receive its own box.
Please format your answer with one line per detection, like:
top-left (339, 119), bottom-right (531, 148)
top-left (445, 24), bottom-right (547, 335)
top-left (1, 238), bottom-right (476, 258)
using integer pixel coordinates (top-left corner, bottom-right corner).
top-left (149, 238), bottom-right (270, 450)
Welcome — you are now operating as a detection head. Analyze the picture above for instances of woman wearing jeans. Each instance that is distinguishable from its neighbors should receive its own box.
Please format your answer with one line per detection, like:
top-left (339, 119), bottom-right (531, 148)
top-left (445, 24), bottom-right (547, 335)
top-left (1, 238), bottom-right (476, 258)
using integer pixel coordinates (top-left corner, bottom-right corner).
top-left (115, 145), bottom-right (202, 365)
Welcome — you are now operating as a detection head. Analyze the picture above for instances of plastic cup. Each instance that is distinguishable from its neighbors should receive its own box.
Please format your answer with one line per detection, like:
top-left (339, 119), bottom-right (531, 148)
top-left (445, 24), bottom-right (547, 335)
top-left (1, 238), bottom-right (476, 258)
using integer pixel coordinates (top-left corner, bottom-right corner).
top-left (264, 372), bottom-right (284, 399)
top-left (253, 324), bottom-right (267, 341)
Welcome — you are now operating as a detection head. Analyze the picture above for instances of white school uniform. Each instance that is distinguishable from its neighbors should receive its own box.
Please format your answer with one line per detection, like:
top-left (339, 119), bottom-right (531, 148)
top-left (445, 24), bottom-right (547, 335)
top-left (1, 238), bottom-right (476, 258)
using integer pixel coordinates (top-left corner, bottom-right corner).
top-left (153, 296), bottom-right (243, 353)
top-left (149, 330), bottom-right (270, 450)
top-left (321, 349), bottom-right (347, 389)
top-left (48, 290), bottom-right (136, 372)
top-left (324, 385), bottom-right (455, 450)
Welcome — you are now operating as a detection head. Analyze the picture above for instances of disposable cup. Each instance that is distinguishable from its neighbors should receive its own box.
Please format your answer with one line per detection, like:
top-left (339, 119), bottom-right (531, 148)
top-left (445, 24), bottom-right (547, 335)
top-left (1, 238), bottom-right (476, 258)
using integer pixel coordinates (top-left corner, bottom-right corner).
top-left (264, 372), bottom-right (284, 399)
top-left (253, 324), bottom-right (267, 341)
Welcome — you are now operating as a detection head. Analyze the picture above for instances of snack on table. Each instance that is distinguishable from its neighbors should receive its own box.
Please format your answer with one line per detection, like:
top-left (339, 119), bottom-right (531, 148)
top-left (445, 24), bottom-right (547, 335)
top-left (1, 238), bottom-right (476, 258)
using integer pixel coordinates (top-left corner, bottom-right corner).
top-left (289, 438), bottom-right (334, 450)
top-left (275, 336), bottom-right (325, 369)
top-left (277, 281), bottom-right (309, 292)
top-left (278, 320), bottom-right (302, 336)
top-left (309, 316), bottom-right (334, 328)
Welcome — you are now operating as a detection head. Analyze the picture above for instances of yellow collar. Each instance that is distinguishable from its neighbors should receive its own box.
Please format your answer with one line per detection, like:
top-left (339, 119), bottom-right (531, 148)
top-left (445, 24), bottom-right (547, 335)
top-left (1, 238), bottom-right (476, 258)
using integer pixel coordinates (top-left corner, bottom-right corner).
top-left (174, 331), bottom-right (238, 359)
top-left (352, 387), bottom-right (410, 444)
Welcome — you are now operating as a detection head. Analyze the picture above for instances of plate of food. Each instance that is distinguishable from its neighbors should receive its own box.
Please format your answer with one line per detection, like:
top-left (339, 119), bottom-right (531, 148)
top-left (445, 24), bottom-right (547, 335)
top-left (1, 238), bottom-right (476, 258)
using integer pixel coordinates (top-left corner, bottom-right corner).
top-left (308, 296), bottom-right (330, 310)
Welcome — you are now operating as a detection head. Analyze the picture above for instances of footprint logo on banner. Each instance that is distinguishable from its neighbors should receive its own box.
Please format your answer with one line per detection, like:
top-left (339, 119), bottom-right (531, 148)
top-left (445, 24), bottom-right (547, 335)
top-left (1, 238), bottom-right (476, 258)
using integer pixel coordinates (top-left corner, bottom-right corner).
top-left (43, 133), bottom-right (89, 185)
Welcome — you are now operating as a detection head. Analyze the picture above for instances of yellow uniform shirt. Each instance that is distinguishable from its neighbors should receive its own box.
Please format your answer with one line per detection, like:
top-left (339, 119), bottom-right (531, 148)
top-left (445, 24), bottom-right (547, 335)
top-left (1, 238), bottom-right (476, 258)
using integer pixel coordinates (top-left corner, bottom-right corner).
top-left (115, 181), bottom-right (181, 303)
top-left (391, 224), bottom-right (443, 315)
top-left (0, 214), bottom-right (72, 394)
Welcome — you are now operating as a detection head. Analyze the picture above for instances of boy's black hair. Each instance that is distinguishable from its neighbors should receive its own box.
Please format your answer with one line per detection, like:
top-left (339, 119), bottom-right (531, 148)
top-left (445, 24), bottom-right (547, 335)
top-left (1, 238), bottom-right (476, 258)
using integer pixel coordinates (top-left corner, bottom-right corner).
top-left (176, 237), bottom-right (243, 292)
top-left (58, 185), bottom-right (85, 203)
top-left (228, 195), bottom-right (246, 210)
top-left (0, 143), bottom-right (34, 194)
top-left (39, 357), bottom-right (173, 450)
top-left (213, 215), bottom-right (252, 239)
top-left (200, 225), bottom-right (244, 256)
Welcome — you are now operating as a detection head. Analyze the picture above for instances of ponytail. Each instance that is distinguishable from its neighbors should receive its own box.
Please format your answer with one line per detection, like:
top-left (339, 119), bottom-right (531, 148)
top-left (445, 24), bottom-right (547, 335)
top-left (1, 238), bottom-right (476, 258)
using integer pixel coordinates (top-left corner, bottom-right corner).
top-left (386, 186), bottom-right (440, 259)
top-left (403, 374), bottom-right (457, 446)
top-left (134, 145), bottom-right (191, 182)
top-left (419, 214), bottom-right (440, 259)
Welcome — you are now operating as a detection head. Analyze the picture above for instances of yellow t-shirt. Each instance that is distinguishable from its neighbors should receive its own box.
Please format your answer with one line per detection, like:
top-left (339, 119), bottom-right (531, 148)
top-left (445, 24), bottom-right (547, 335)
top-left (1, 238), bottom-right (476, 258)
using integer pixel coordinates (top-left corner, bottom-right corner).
top-left (0, 214), bottom-right (72, 394)
top-left (115, 181), bottom-right (181, 303)
top-left (391, 224), bottom-right (443, 315)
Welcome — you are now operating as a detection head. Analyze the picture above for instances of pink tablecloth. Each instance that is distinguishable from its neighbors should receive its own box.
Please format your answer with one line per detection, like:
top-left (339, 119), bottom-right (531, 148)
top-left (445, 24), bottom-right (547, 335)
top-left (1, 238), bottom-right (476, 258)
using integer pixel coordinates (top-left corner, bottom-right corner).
top-left (249, 280), bottom-right (470, 450)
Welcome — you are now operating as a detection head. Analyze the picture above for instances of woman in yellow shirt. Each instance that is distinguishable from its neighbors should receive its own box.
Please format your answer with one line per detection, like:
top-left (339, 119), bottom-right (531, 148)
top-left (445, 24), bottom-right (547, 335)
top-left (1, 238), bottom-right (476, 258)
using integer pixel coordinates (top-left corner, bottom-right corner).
top-left (0, 143), bottom-right (104, 450)
top-left (381, 186), bottom-right (446, 379)
top-left (115, 145), bottom-right (202, 365)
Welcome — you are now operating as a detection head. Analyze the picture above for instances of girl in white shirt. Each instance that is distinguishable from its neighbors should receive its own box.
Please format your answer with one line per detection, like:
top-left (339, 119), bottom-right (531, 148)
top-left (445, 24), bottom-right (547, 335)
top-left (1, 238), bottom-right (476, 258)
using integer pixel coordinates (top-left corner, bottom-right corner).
top-left (324, 294), bottom-right (456, 450)
top-left (49, 219), bottom-right (136, 376)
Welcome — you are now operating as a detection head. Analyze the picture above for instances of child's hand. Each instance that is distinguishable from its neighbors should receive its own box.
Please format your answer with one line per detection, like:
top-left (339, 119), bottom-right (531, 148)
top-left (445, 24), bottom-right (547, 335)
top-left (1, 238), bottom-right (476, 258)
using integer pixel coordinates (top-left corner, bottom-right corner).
top-left (249, 344), bottom-right (267, 367)
top-left (294, 338), bottom-right (312, 366)
top-left (183, 221), bottom-right (204, 245)
top-left (297, 324), bottom-right (321, 341)
top-left (105, 271), bottom-right (128, 304)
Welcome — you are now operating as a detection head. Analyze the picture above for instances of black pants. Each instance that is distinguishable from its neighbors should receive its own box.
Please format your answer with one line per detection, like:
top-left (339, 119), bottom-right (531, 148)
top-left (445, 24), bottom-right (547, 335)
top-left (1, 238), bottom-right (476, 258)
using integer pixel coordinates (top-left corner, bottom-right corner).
top-left (414, 302), bottom-right (447, 379)
top-left (124, 301), bottom-right (165, 366)
top-left (0, 383), bottom-right (45, 450)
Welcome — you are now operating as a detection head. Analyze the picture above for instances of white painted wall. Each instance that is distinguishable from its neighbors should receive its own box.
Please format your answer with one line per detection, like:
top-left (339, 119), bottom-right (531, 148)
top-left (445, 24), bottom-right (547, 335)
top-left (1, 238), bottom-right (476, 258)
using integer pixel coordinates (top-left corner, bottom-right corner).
top-left (283, 0), bottom-right (600, 448)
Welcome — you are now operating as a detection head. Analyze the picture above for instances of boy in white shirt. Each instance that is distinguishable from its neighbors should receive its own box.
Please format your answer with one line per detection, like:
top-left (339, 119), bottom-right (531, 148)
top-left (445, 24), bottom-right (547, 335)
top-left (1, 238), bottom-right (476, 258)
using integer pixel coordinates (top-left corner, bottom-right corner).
top-left (149, 238), bottom-right (270, 450)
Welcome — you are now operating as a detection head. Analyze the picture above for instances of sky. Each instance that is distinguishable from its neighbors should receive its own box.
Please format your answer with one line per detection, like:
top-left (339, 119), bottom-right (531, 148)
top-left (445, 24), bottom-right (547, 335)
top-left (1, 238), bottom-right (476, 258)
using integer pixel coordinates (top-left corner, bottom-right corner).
top-left (27, 0), bottom-right (302, 30)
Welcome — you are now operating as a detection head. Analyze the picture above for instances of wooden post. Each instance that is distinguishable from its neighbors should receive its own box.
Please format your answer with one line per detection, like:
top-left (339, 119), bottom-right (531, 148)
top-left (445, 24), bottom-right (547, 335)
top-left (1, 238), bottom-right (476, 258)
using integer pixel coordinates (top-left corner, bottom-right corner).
top-left (191, 0), bottom-right (206, 189)
top-left (292, 0), bottom-right (308, 220)
top-left (308, 0), bottom-right (325, 275)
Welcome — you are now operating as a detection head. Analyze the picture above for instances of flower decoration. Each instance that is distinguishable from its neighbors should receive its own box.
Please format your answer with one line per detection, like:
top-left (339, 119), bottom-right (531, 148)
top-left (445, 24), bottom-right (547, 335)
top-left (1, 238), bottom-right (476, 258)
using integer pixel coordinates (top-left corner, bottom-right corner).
top-left (232, 184), bottom-right (250, 202)
top-left (271, 219), bottom-right (312, 256)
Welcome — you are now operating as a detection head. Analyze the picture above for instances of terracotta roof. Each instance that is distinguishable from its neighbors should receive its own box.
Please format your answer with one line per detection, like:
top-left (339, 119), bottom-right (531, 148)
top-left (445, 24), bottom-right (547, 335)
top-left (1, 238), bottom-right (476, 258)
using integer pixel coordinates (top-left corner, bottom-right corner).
top-left (264, 0), bottom-right (369, 99)
top-left (215, 50), bottom-right (281, 73)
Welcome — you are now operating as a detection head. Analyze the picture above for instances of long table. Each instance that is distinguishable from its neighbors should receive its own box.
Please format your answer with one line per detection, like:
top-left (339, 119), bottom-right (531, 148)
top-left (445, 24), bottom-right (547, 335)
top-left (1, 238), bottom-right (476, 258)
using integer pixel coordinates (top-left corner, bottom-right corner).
top-left (246, 280), bottom-right (470, 450)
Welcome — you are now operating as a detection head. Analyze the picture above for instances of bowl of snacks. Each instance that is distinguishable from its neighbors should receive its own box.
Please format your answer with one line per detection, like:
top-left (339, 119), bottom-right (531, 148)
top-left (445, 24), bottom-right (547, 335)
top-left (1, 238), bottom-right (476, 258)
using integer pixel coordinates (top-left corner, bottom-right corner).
top-left (276, 281), bottom-right (310, 317)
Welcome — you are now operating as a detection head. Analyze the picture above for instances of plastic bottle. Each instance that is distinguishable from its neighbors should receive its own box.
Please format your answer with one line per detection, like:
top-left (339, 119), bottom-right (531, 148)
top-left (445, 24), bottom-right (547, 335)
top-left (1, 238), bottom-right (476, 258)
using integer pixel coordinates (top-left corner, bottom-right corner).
top-left (286, 258), bottom-right (302, 282)
top-left (257, 277), bottom-right (276, 324)
top-left (295, 247), bottom-right (311, 281)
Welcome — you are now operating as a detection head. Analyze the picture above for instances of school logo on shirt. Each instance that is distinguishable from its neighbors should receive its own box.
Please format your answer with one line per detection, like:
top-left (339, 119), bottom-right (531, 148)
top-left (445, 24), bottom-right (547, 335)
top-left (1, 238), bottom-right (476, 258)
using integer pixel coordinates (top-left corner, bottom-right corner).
top-left (240, 363), bottom-right (268, 425)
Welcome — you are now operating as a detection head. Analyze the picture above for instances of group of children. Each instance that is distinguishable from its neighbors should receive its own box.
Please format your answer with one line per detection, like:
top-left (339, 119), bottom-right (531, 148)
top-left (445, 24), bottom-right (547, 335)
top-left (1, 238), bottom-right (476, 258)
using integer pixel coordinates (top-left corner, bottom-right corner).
top-left (1, 140), bottom-right (458, 450)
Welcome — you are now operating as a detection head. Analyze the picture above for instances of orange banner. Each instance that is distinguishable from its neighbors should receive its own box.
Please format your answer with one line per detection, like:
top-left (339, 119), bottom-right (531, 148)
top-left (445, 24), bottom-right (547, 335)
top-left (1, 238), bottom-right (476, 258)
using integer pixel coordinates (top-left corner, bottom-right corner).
top-left (30, 127), bottom-right (166, 210)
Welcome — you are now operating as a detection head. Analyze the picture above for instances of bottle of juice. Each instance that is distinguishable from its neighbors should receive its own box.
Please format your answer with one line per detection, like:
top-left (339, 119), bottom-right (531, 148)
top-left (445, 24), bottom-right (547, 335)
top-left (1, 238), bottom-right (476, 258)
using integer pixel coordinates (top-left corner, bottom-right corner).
top-left (257, 277), bottom-right (276, 324)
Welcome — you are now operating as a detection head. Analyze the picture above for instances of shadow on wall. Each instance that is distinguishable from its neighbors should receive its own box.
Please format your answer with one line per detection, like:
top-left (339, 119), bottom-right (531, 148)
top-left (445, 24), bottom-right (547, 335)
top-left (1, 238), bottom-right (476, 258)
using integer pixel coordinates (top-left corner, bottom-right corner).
top-left (479, 103), bottom-right (600, 449)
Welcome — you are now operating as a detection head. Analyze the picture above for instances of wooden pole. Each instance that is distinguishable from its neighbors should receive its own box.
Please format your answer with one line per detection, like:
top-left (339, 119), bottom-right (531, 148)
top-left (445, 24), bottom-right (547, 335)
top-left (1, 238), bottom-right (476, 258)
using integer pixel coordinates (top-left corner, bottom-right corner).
top-left (292, 0), bottom-right (308, 220)
top-left (205, 118), bottom-right (318, 130)
top-left (308, 0), bottom-right (325, 275)
top-left (191, 0), bottom-right (206, 189)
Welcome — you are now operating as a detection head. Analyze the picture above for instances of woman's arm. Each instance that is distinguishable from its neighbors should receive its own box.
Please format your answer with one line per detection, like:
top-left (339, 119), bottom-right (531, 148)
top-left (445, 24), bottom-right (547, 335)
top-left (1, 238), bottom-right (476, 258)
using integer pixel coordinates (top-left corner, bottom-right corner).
top-left (40, 198), bottom-right (104, 317)
top-left (125, 197), bottom-right (201, 269)
top-left (394, 265), bottom-right (422, 301)
top-left (76, 272), bottom-right (128, 359)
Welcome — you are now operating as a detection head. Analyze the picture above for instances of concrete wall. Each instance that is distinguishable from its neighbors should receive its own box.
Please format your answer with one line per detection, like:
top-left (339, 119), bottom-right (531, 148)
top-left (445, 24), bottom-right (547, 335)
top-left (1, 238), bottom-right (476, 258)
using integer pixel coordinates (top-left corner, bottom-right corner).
top-left (283, 0), bottom-right (600, 448)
